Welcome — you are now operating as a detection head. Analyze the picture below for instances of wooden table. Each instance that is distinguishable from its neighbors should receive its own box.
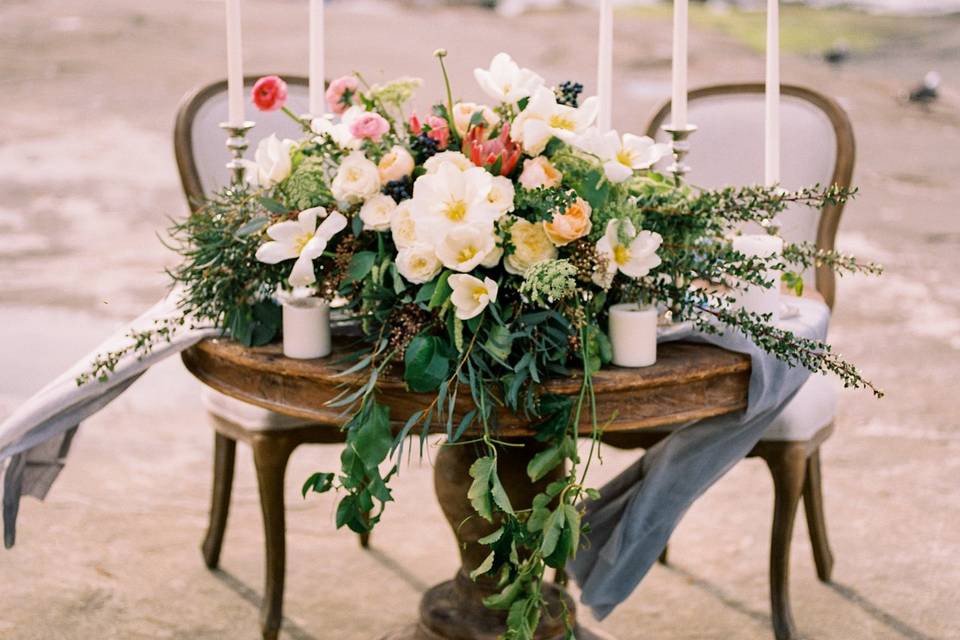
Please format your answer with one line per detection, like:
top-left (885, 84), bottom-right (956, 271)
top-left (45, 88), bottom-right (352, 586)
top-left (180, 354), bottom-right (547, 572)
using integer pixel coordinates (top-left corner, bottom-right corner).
top-left (183, 339), bottom-right (750, 639)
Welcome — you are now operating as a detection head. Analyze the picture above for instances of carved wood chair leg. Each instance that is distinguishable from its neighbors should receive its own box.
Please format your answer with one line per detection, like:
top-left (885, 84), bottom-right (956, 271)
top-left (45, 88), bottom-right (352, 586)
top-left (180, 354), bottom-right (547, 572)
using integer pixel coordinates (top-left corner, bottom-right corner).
top-left (763, 444), bottom-right (807, 640)
top-left (252, 436), bottom-right (296, 640)
top-left (202, 431), bottom-right (236, 569)
top-left (802, 448), bottom-right (834, 583)
top-left (658, 544), bottom-right (669, 566)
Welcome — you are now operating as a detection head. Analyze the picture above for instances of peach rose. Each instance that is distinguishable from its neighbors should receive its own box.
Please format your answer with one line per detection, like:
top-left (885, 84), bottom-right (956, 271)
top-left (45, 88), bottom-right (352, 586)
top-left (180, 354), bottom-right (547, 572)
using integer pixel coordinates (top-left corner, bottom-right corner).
top-left (378, 145), bottom-right (415, 183)
top-left (518, 156), bottom-right (563, 190)
top-left (543, 198), bottom-right (593, 247)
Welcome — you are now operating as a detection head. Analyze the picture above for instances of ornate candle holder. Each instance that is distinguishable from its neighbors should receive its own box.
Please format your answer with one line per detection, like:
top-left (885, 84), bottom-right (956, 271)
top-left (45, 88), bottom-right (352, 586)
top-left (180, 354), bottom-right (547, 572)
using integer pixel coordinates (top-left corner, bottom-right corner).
top-left (661, 123), bottom-right (698, 185)
top-left (219, 120), bottom-right (255, 186)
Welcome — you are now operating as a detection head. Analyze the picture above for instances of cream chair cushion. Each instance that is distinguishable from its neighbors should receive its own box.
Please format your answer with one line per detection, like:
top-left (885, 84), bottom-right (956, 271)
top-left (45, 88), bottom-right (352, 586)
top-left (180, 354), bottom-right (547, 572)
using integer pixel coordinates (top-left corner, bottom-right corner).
top-left (761, 373), bottom-right (837, 441)
top-left (200, 386), bottom-right (315, 431)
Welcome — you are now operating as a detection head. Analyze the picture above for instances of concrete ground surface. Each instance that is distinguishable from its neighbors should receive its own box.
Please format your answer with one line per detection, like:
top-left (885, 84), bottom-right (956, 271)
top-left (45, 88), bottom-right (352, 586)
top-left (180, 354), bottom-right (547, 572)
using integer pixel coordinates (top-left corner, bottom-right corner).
top-left (1, 1), bottom-right (959, 639)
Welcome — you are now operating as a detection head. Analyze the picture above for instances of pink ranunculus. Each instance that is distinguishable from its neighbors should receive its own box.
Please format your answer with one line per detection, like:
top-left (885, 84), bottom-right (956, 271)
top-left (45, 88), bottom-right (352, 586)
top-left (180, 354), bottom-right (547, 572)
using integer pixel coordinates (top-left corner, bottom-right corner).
top-left (425, 115), bottom-right (450, 149)
top-left (251, 75), bottom-right (288, 112)
top-left (326, 75), bottom-right (360, 115)
top-left (350, 112), bottom-right (390, 142)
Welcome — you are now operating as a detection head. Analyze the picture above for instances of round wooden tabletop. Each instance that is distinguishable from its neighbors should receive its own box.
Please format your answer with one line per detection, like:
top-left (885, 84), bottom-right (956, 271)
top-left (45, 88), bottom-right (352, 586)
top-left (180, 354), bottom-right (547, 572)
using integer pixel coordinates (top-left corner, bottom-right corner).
top-left (182, 339), bottom-right (750, 436)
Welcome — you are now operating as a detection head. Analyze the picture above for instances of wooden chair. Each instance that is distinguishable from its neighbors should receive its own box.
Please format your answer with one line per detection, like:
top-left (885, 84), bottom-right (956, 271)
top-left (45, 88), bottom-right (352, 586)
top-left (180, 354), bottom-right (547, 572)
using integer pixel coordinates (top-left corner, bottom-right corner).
top-left (174, 76), bottom-right (368, 640)
top-left (604, 84), bottom-right (854, 640)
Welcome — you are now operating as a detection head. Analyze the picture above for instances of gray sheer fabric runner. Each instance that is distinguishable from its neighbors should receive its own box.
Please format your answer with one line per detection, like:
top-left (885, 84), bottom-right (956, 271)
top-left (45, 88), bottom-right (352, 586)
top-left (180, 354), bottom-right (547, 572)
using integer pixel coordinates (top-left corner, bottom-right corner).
top-left (571, 296), bottom-right (830, 619)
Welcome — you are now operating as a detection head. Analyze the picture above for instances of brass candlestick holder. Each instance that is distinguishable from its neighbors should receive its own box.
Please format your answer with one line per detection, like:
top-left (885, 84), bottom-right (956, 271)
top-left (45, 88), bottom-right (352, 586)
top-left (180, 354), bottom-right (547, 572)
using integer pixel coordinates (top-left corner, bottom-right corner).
top-left (661, 123), bottom-right (698, 185)
top-left (219, 120), bottom-right (256, 186)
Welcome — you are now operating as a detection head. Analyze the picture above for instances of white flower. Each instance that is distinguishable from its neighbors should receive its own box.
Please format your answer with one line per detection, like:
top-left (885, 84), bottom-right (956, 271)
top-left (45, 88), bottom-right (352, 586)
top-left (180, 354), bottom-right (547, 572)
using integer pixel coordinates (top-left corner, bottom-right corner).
top-left (378, 145), bottom-right (415, 183)
top-left (511, 86), bottom-right (600, 155)
top-left (255, 208), bottom-right (348, 287)
top-left (410, 163), bottom-right (499, 243)
top-left (574, 129), bottom-right (671, 183)
top-left (449, 274), bottom-right (499, 320)
top-left (504, 218), bottom-right (558, 275)
top-left (474, 53), bottom-right (544, 104)
top-left (434, 224), bottom-right (497, 272)
top-left (423, 151), bottom-right (474, 174)
top-left (359, 194), bottom-right (397, 232)
top-left (331, 152), bottom-right (381, 204)
top-left (452, 102), bottom-right (500, 137)
top-left (486, 175), bottom-right (516, 215)
top-left (390, 199), bottom-right (418, 248)
top-left (244, 134), bottom-right (297, 188)
top-left (593, 219), bottom-right (663, 287)
top-left (396, 243), bottom-right (442, 284)
top-left (311, 114), bottom-right (360, 150)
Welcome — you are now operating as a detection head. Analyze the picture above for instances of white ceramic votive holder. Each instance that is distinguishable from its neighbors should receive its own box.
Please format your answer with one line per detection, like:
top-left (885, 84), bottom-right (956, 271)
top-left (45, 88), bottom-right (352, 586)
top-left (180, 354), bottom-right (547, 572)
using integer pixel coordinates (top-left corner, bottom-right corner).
top-left (282, 298), bottom-right (331, 359)
top-left (733, 234), bottom-right (784, 323)
top-left (609, 303), bottom-right (658, 368)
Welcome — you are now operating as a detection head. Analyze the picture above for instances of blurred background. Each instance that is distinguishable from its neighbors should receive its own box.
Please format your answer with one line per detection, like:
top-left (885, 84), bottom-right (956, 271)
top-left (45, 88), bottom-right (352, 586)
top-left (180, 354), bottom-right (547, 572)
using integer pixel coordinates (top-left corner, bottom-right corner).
top-left (0, 1), bottom-right (958, 638)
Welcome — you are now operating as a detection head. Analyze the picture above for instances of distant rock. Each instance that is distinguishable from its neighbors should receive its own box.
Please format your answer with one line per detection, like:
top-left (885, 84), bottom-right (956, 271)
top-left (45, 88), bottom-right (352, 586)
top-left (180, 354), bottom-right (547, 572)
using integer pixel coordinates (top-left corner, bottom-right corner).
top-left (908, 71), bottom-right (940, 105)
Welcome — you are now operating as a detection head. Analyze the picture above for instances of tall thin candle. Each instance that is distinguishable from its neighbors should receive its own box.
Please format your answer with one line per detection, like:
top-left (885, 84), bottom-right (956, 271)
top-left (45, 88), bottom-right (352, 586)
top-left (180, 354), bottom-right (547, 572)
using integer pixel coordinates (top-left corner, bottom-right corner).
top-left (597, 0), bottom-right (613, 132)
top-left (671, 0), bottom-right (689, 128)
top-left (309, 0), bottom-right (326, 116)
top-left (225, 0), bottom-right (245, 125)
top-left (765, 0), bottom-right (780, 185)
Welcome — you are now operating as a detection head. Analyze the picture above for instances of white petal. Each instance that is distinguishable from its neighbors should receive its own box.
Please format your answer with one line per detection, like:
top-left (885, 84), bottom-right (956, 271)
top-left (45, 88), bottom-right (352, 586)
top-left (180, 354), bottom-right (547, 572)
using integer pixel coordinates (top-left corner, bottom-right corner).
top-left (576, 96), bottom-right (600, 130)
top-left (521, 119), bottom-right (553, 155)
top-left (603, 160), bottom-right (633, 183)
top-left (300, 236), bottom-right (328, 260)
top-left (256, 241), bottom-right (297, 264)
top-left (288, 253), bottom-right (317, 287)
top-left (316, 210), bottom-right (348, 239)
top-left (266, 220), bottom-right (302, 244)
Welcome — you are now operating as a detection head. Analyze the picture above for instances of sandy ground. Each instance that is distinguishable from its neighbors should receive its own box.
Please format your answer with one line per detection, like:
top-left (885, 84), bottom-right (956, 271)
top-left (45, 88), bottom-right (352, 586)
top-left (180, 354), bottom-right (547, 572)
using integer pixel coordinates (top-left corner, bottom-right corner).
top-left (1, 1), bottom-right (959, 639)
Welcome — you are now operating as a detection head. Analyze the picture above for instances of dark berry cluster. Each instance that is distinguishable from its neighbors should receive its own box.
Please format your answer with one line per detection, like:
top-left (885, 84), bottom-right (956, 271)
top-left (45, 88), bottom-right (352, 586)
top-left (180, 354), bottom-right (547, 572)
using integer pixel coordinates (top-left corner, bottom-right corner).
top-left (410, 133), bottom-right (440, 163)
top-left (382, 176), bottom-right (413, 202)
top-left (555, 81), bottom-right (584, 107)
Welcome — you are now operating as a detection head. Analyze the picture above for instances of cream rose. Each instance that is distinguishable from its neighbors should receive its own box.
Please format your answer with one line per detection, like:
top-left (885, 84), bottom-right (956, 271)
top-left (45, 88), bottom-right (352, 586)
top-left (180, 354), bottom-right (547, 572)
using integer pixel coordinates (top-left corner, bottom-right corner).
top-left (378, 145), bottom-right (415, 183)
top-left (390, 200), bottom-right (418, 248)
top-left (452, 102), bottom-right (500, 137)
top-left (331, 152), bottom-right (381, 204)
top-left (504, 218), bottom-right (558, 275)
top-left (423, 151), bottom-right (474, 174)
top-left (396, 244), bottom-right (442, 284)
top-left (359, 194), bottom-right (397, 232)
top-left (448, 274), bottom-right (499, 321)
top-left (518, 156), bottom-right (563, 190)
top-left (543, 198), bottom-right (593, 247)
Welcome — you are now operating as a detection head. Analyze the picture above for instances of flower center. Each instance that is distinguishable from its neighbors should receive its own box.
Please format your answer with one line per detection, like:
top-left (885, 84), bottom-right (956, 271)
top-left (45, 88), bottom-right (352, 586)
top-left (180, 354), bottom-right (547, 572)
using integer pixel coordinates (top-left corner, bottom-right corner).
top-left (616, 149), bottom-right (635, 167)
top-left (444, 200), bottom-right (468, 222)
top-left (457, 246), bottom-right (479, 263)
top-left (472, 285), bottom-right (488, 302)
top-left (548, 114), bottom-right (577, 131)
top-left (613, 244), bottom-right (631, 266)
top-left (346, 167), bottom-right (362, 182)
top-left (293, 232), bottom-right (313, 255)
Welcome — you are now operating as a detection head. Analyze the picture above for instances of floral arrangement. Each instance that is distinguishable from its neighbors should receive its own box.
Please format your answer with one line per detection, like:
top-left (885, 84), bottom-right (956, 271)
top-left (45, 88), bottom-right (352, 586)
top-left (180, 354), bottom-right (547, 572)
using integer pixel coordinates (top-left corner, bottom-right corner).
top-left (81, 51), bottom-right (882, 639)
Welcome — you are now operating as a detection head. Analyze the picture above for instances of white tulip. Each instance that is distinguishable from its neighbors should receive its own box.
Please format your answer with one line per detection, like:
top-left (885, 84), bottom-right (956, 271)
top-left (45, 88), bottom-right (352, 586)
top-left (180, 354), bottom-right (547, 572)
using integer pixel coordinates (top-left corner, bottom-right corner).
top-left (449, 274), bottom-right (499, 320)
top-left (410, 163), bottom-right (499, 243)
top-left (244, 134), bottom-right (297, 188)
top-left (593, 219), bottom-right (663, 288)
top-left (396, 244), bottom-right (443, 284)
top-left (511, 86), bottom-right (599, 155)
top-left (473, 53), bottom-right (544, 104)
top-left (359, 194), bottom-right (397, 232)
top-left (390, 199), bottom-right (418, 248)
top-left (486, 176), bottom-right (516, 216)
top-left (504, 218), bottom-right (558, 275)
top-left (434, 224), bottom-right (497, 273)
top-left (423, 151), bottom-right (474, 174)
top-left (331, 152), bottom-right (381, 204)
top-left (452, 102), bottom-right (500, 137)
top-left (256, 208), bottom-right (348, 287)
top-left (574, 129), bottom-right (671, 183)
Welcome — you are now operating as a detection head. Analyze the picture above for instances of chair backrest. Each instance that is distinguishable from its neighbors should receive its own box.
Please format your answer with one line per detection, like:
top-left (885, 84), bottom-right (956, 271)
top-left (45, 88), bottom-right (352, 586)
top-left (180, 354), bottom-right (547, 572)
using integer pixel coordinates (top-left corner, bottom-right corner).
top-left (645, 84), bottom-right (855, 308)
top-left (174, 75), bottom-right (310, 210)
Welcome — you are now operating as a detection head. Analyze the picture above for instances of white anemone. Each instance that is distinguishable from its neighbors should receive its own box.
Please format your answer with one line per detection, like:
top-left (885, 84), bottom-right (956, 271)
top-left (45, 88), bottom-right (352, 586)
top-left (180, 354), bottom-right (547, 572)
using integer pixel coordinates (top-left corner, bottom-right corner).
top-left (574, 129), bottom-right (671, 183)
top-left (511, 86), bottom-right (600, 155)
top-left (410, 163), bottom-right (499, 242)
top-left (473, 53), bottom-right (544, 104)
top-left (593, 219), bottom-right (663, 287)
top-left (256, 208), bottom-right (348, 287)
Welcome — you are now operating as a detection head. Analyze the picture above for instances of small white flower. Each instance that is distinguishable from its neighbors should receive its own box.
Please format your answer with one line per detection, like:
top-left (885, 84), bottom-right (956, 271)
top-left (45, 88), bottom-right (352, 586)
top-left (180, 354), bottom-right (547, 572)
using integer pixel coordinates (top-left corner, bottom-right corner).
top-left (511, 85), bottom-right (599, 155)
top-left (449, 274), bottom-right (499, 320)
top-left (331, 152), bottom-right (381, 204)
top-left (359, 194), bottom-right (397, 232)
top-left (473, 53), bottom-right (544, 104)
top-left (244, 134), bottom-right (297, 188)
top-left (255, 208), bottom-right (348, 287)
top-left (593, 219), bottom-right (663, 288)
top-left (486, 176), bottom-right (516, 216)
top-left (574, 129), bottom-right (670, 183)
top-left (423, 151), bottom-right (474, 174)
top-left (434, 224), bottom-right (497, 273)
top-left (390, 199), bottom-right (418, 248)
top-left (396, 243), bottom-right (442, 284)
top-left (452, 102), bottom-right (500, 137)
top-left (504, 218), bottom-right (558, 275)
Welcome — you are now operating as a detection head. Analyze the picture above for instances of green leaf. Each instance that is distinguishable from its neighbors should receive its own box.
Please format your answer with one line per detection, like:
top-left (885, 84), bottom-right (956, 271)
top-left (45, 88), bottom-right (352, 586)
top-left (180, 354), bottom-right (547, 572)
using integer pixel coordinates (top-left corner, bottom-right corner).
top-left (468, 456), bottom-right (496, 522)
top-left (250, 301), bottom-right (281, 347)
top-left (258, 196), bottom-right (289, 214)
top-left (469, 551), bottom-right (496, 581)
top-left (563, 503), bottom-right (581, 558)
top-left (540, 506), bottom-right (566, 558)
top-left (483, 324), bottom-right (514, 363)
top-left (415, 279), bottom-right (438, 303)
top-left (428, 271), bottom-right (452, 309)
top-left (346, 251), bottom-right (377, 282)
top-left (490, 469), bottom-right (514, 516)
top-left (403, 335), bottom-right (452, 392)
top-left (580, 168), bottom-right (611, 210)
top-left (301, 472), bottom-right (334, 497)
top-left (526, 446), bottom-right (563, 482)
top-left (478, 526), bottom-right (505, 545)
top-left (353, 402), bottom-right (392, 469)
top-left (235, 215), bottom-right (270, 237)
top-left (483, 576), bottom-right (525, 610)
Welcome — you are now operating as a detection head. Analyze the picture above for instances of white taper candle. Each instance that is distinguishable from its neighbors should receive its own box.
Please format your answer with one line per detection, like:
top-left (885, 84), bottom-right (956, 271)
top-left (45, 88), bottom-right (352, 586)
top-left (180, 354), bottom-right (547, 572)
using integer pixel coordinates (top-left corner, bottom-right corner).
top-left (597, 0), bottom-right (614, 132)
top-left (309, 0), bottom-right (326, 116)
top-left (225, 0), bottom-right (245, 125)
top-left (765, 0), bottom-right (780, 185)
top-left (671, 0), bottom-right (689, 128)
